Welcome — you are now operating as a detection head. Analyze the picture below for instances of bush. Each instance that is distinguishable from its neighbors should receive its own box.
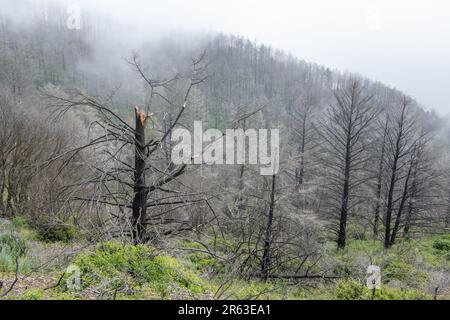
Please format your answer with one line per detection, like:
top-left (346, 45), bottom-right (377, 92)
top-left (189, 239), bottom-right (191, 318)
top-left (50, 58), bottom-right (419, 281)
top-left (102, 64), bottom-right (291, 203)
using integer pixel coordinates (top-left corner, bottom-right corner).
top-left (333, 278), bottom-right (431, 300)
top-left (37, 224), bottom-right (78, 243)
top-left (383, 259), bottom-right (429, 288)
top-left (72, 242), bottom-right (208, 298)
top-left (185, 252), bottom-right (224, 274)
top-left (334, 278), bottom-right (367, 299)
top-left (0, 233), bottom-right (35, 272)
top-left (432, 237), bottom-right (450, 252)
top-left (0, 233), bottom-right (28, 257)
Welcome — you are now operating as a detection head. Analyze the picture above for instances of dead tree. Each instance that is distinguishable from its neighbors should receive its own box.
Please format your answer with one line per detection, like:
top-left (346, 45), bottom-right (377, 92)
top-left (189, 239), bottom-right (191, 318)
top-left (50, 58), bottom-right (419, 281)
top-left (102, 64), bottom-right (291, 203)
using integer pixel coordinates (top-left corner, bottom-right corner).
top-left (383, 97), bottom-right (426, 248)
top-left (291, 95), bottom-right (318, 187)
top-left (389, 147), bottom-right (416, 246)
top-left (402, 134), bottom-right (434, 238)
top-left (372, 115), bottom-right (389, 237)
top-left (261, 174), bottom-right (276, 279)
top-left (319, 80), bottom-right (379, 249)
top-left (47, 54), bottom-right (207, 244)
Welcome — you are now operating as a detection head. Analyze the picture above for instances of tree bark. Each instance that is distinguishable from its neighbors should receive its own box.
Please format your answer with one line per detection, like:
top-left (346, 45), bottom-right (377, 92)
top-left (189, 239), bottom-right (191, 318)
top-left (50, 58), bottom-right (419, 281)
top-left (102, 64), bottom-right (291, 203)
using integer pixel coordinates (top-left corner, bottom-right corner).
top-left (390, 162), bottom-right (413, 246)
top-left (261, 174), bottom-right (276, 279)
top-left (132, 107), bottom-right (148, 244)
top-left (337, 108), bottom-right (353, 250)
top-left (373, 118), bottom-right (388, 237)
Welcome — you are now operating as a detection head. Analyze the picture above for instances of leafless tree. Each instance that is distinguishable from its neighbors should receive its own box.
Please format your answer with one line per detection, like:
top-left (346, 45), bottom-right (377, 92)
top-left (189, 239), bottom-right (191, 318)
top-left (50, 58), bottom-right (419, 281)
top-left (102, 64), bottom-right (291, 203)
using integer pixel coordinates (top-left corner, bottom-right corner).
top-left (382, 97), bottom-right (430, 248)
top-left (319, 80), bottom-right (380, 249)
top-left (371, 115), bottom-right (389, 237)
top-left (46, 55), bottom-right (207, 244)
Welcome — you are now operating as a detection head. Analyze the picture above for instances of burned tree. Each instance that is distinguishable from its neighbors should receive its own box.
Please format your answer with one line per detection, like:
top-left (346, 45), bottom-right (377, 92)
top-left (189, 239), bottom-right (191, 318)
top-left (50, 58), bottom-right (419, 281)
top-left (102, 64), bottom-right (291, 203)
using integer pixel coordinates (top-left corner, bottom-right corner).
top-left (48, 55), bottom-right (207, 244)
top-left (291, 94), bottom-right (318, 187)
top-left (319, 80), bottom-right (379, 249)
top-left (382, 97), bottom-right (427, 248)
top-left (261, 174), bottom-right (276, 280)
top-left (372, 115), bottom-right (389, 237)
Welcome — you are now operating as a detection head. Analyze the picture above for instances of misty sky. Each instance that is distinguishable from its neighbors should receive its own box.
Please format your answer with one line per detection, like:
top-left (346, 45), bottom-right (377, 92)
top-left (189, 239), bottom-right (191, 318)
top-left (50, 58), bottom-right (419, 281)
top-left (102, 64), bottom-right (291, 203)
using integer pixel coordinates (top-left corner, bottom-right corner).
top-left (22, 0), bottom-right (450, 115)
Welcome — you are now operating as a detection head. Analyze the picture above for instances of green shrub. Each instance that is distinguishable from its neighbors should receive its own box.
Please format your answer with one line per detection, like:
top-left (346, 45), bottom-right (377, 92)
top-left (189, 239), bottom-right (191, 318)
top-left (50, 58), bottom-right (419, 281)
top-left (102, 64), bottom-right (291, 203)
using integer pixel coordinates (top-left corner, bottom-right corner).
top-left (185, 252), bottom-right (224, 274)
top-left (334, 278), bottom-right (367, 299)
top-left (21, 289), bottom-right (45, 300)
top-left (0, 233), bottom-right (28, 257)
top-left (432, 237), bottom-right (450, 252)
top-left (0, 233), bottom-right (35, 272)
top-left (37, 224), bottom-right (78, 243)
top-left (383, 259), bottom-right (429, 287)
top-left (333, 278), bottom-right (431, 300)
top-left (72, 242), bottom-right (208, 298)
top-left (10, 216), bottom-right (28, 229)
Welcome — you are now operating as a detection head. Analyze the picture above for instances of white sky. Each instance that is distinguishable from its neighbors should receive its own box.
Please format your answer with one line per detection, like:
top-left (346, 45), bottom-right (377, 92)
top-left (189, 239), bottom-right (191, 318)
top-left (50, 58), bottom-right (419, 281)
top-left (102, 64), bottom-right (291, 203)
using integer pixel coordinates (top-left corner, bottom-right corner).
top-left (39, 0), bottom-right (450, 115)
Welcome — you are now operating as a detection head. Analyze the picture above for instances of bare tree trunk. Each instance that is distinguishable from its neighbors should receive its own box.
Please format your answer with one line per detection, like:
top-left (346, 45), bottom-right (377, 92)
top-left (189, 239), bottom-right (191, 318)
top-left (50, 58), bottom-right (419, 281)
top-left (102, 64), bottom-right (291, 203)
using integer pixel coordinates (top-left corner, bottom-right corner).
top-left (236, 164), bottom-right (245, 212)
top-left (384, 156), bottom-right (398, 248)
top-left (132, 107), bottom-right (148, 244)
top-left (384, 102), bottom-right (408, 249)
top-left (383, 98), bottom-right (418, 249)
top-left (297, 115), bottom-right (307, 186)
top-left (403, 173), bottom-right (418, 238)
top-left (373, 117), bottom-right (388, 237)
top-left (261, 174), bottom-right (276, 279)
top-left (337, 141), bottom-right (351, 249)
top-left (390, 162), bottom-right (413, 246)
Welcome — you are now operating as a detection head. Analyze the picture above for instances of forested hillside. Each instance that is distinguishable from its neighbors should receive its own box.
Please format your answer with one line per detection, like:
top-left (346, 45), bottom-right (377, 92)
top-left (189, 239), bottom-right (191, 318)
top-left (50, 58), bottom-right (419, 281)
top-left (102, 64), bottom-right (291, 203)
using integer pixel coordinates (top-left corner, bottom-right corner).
top-left (0, 1), bottom-right (449, 300)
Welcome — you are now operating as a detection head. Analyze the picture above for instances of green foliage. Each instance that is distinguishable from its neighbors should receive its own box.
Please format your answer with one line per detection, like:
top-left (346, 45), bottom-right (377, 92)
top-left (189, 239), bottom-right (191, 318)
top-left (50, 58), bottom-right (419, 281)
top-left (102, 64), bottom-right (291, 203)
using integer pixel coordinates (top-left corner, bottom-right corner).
top-left (184, 252), bottom-right (224, 274)
top-left (5, 289), bottom-right (45, 300)
top-left (37, 224), bottom-right (78, 243)
top-left (0, 233), bottom-right (28, 257)
top-left (10, 216), bottom-right (28, 229)
top-left (333, 278), bottom-right (431, 300)
top-left (432, 236), bottom-right (450, 253)
top-left (72, 242), bottom-right (208, 298)
top-left (0, 232), bottom-right (35, 273)
top-left (334, 278), bottom-right (367, 299)
top-left (382, 258), bottom-right (428, 287)
top-left (5, 288), bottom-right (78, 300)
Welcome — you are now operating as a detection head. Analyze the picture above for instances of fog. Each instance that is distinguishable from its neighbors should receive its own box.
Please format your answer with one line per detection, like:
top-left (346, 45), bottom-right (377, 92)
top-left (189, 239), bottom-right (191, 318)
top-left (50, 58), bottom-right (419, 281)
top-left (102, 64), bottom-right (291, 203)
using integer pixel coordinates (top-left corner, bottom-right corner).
top-left (3, 0), bottom-right (450, 115)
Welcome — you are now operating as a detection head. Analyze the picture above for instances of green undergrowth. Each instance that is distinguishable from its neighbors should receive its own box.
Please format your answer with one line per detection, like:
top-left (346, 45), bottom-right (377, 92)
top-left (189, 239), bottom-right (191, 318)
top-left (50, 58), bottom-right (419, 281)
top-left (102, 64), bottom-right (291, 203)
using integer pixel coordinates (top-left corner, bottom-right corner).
top-left (1, 217), bottom-right (448, 300)
top-left (0, 218), bottom-right (36, 273)
top-left (69, 242), bottom-right (210, 299)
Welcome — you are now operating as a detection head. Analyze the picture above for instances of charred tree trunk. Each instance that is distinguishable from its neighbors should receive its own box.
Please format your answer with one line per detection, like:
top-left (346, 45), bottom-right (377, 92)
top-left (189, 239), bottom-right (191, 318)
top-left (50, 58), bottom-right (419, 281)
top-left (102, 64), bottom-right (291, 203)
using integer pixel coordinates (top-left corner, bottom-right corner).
top-left (403, 172), bottom-right (418, 238)
top-left (296, 115), bottom-right (307, 186)
top-left (373, 118), bottom-right (388, 237)
top-left (337, 138), bottom-right (351, 249)
top-left (261, 174), bottom-right (276, 280)
top-left (390, 161), bottom-right (413, 246)
top-left (384, 99), bottom-right (415, 249)
top-left (132, 107), bottom-right (148, 244)
top-left (384, 151), bottom-right (399, 249)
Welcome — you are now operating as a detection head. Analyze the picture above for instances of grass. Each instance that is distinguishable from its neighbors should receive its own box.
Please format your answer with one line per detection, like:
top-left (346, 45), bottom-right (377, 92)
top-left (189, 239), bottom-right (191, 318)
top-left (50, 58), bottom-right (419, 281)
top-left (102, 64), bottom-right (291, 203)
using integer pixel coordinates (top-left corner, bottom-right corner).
top-left (0, 218), bottom-right (36, 273)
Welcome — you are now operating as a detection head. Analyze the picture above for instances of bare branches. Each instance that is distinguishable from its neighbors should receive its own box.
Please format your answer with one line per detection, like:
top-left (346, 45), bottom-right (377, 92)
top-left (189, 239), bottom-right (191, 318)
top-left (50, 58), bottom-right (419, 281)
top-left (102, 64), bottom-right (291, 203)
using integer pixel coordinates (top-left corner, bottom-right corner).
top-left (44, 53), bottom-right (208, 244)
